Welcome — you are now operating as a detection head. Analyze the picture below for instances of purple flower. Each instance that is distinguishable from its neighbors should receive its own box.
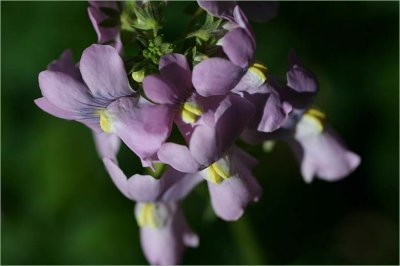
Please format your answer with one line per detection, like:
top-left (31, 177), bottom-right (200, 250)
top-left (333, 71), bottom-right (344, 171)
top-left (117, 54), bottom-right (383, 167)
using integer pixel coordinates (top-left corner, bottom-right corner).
top-left (88, 1), bottom-right (122, 53)
top-left (197, 146), bottom-right (262, 220)
top-left (242, 51), bottom-right (360, 183)
top-left (35, 45), bottom-right (171, 166)
top-left (143, 53), bottom-right (255, 172)
top-left (34, 49), bottom-right (121, 160)
top-left (289, 109), bottom-right (361, 183)
top-left (103, 158), bottom-right (201, 265)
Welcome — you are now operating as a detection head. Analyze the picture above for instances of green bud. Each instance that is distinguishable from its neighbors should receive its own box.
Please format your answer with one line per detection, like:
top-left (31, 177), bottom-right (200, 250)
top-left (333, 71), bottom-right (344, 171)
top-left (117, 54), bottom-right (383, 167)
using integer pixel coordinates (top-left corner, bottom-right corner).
top-left (132, 69), bottom-right (145, 83)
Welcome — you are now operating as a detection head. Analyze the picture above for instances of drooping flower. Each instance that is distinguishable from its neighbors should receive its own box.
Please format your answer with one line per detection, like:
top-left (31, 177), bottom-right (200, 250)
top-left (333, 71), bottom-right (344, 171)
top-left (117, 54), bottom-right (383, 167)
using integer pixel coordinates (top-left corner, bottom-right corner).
top-left (289, 108), bottom-right (361, 183)
top-left (103, 158), bottom-right (201, 265)
top-left (35, 44), bottom-right (172, 166)
top-left (88, 1), bottom-right (123, 53)
top-left (242, 51), bottom-right (360, 183)
top-left (198, 146), bottom-right (262, 220)
top-left (142, 53), bottom-right (255, 173)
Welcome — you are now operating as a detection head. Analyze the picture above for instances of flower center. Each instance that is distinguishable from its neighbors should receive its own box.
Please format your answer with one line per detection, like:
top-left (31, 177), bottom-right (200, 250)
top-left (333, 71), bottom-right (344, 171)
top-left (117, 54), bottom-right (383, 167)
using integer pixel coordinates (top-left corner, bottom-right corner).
top-left (135, 203), bottom-right (169, 229)
top-left (98, 109), bottom-right (113, 133)
top-left (180, 101), bottom-right (203, 124)
top-left (202, 156), bottom-right (233, 184)
top-left (303, 108), bottom-right (326, 132)
top-left (296, 108), bottom-right (327, 138)
top-left (248, 62), bottom-right (268, 83)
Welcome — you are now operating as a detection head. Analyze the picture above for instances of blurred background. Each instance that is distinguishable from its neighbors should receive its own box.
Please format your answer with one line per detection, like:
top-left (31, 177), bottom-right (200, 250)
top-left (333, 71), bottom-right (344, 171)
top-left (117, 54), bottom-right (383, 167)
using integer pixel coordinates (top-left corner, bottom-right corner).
top-left (2, 1), bottom-right (399, 264)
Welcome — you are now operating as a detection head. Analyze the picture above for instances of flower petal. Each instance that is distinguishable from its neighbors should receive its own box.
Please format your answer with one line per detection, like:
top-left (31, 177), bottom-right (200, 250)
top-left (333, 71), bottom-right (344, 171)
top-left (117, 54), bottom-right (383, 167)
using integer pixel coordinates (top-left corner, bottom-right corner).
top-left (207, 149), bottom-right (261, 221)
top-left (38, 70), bottom-right (95, 112)
top-left (107, 97), bottom-right (173, 165)
top-left (222, 28), bottom-right (255, 68)
top-left (47, 49), bottom-right (82, 81)
top-left (93, 132), bottom-right (120, 161)
top-left (158, 143), bottom-right (201, 173)
top-left (214, 95), bottom-right (255, 153)
top-left (88, 1), bottom-right (122, 52)
top-left (159, 53), bottom-right (193, 96)
top-left (257, 88), bottom-right (292, 132)
top-left (160, 170), bottom-right (203, 202)
top-left (142, 74), bottom-right (179, 105)
top-left (34, 97), bottom-right (77, 120)
top-left (80, 44), bottom-right (133, 102)
top-left (286, 49), bottom-right (318, 93)
top-left (293, 124), bottom-right (361, 183)
top-left (192, 58), bottom-right (244, 97)
top-left (197, 0), bottom-right (235, 19)
top-left (103, 158), bottom-right (163, 202)
top-left (140, 203), bottom-right (198, 265)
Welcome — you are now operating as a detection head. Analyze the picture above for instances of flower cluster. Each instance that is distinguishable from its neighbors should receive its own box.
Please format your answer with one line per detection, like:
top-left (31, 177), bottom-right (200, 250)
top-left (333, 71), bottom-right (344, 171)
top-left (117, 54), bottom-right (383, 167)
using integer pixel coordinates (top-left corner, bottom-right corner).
top-left (35, 1), bottom-right (360, 265)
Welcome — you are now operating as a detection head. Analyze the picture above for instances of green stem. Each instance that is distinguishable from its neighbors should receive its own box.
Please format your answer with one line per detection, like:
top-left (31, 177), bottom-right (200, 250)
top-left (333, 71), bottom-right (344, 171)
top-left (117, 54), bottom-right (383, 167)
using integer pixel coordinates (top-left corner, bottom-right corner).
top-left (230, 215), bottom-right (267, 264)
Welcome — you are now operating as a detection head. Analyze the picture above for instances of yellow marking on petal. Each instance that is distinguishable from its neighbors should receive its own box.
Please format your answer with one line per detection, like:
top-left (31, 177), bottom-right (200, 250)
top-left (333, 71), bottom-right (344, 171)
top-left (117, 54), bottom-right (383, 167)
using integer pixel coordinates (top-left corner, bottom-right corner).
top-left (303, 108), bottom-right (326, 133)
top-left (183, 102), bottom-right (203, 116)
top-left (180, 101), bottom-right (203, 124)
top-left (206, 165), bottom-right (224, 184)
top-left (137, 203), bottom-right (159, 228)
top-left (205, 158), bottom-right (232, 184)
top-left (249, 62), bottom-right (268, 83)
top-left (181, 109), bottom-right (197, 124)
top-left (98, 110), bottom-right (113, 133)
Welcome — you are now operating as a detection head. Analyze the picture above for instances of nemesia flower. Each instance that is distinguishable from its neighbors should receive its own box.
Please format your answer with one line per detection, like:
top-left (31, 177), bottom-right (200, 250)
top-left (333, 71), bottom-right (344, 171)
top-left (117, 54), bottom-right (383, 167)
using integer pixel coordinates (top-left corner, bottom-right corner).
top-left (242, 51), bottom-right (360, 183)
top-left (34, 49), bottom-right (122, 160)
top-left (35, 44), bottom-right (171, 166)
top-left (88, 1), bottom-right (123, 53)
top-left (198, 146), bottom-right (262, 220)
top-left (289, 109), bottom-right (361, 183)
top-left (35, 2), bottom-right (362, 264)
top-left (103, 158), bottom-right (201, 265)
top-left (143, 53), bottom-right (255, 173)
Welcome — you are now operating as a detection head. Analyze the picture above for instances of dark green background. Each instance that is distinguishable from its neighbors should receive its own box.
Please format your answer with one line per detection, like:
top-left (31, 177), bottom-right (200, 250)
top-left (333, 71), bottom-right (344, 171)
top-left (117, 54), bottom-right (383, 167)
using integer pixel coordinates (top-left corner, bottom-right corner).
top-left (2, 1), bottom-right (399, 264)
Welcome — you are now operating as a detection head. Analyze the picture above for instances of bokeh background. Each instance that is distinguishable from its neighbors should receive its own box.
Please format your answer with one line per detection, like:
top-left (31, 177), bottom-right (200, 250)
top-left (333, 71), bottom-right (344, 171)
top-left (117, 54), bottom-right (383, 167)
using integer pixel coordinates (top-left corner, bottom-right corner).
top-left (2, 1), bottom-right (399, 264)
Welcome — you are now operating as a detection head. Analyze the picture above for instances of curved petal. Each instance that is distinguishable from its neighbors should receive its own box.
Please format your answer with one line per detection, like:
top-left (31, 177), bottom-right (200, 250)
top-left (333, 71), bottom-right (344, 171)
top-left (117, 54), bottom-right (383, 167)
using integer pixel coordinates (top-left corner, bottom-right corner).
top-left (102, 157), bottom-right (132, 199)
top-left (192, 58), bottom-right (244, 97)
top-left (189, 125), bottom-right (219, 167)
top-left (143, 74), bottom-right (179, 105)
top-left (293, 124), bottom-right (361, 183)
top-left (34, 97), bottom-right (78, 120)
top-left (38, 70), bottom-right (95, 112)
top-left (103, 158), bottom-right (165, 202)
top-left (47, 49), bottom-right (81, 81)
top-left (222, 28), bottom-right (255, 68)
top-left (159, 53), bottom-right (193, 96)
top-left (214, 95), bottom-right (255, 153)
top-left (286, 50), bottom-right (318, 93)
top-left (197, 0), bottom-right (235, 19)
top-left (232, 5), bottom-right (255, 46)
top-left (257, 89), bottom-right (292, 132)
top-left (158, 143), bottom-right (201, 173)
top-left (107, 97), bottom-right (173, 165)
top-left (80, 44), bottom-right (133, 102)
top-left (88, 1), bottom-right (122, 52)
top-left (93, 132), bottom-right (120, 161)
top-left (160, 170), bottom-right (203, 202)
